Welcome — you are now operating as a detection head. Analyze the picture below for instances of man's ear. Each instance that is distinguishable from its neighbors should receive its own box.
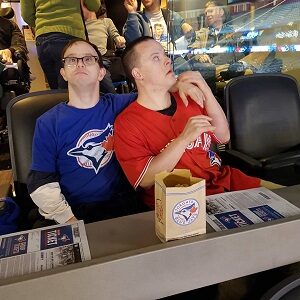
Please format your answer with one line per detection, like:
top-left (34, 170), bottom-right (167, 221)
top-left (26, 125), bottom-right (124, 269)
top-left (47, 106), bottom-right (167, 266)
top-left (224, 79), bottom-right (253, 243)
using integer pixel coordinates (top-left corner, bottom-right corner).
top-left (98, 67), bottom-right (106, 81)
top-left (132, 67), bottom-right (144, 81)
top-left (60, 68), bottom-right (67, 81)
top-left (219, 7), bottom-right (224, 17)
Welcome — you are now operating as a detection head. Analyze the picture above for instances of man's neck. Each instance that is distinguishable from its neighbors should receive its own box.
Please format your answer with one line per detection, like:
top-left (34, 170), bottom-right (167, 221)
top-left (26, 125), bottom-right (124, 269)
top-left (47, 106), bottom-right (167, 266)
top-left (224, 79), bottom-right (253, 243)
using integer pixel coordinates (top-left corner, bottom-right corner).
top-left (212, 21), bottom-right (223, 32)
top-left (136, 85), bottom-right (172, 111)
top-left (67, 84), bottom-right (100, 109)
top-left (145, 4), bottom-right (161, 14)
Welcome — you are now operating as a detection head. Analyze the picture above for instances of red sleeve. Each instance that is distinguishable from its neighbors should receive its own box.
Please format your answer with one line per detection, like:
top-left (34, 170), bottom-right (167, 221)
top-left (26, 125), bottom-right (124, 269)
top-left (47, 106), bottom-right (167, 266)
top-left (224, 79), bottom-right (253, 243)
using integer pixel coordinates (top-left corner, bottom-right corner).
top-left (115, 113), bottom-right (154, 189)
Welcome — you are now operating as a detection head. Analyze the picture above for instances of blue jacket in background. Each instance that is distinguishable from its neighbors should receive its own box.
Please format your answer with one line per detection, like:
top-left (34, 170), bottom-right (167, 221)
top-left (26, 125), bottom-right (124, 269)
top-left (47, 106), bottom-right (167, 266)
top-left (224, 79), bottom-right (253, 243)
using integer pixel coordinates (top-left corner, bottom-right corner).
top-left (123, 8), bottom-right (185, 44)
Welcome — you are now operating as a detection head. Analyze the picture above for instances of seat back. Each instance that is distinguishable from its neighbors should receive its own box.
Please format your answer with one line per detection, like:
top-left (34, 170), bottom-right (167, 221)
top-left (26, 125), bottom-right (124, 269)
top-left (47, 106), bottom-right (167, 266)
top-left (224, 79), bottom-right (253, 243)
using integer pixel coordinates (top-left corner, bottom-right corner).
top-left (224, 74), bottom-right (300, 159)
top-left (260, 273), bottom-right (300, 300)
top-left (108, 56), bottom-right (127, 83)
top-left (7, 90), bottom-right (68, 185)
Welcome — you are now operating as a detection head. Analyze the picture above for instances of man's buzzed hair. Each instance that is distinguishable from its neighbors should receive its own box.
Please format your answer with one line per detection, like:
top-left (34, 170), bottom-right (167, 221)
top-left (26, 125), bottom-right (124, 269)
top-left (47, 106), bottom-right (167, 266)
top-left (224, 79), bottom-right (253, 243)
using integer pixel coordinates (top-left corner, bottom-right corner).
top-left (122, 36), bottom-right (154, 83)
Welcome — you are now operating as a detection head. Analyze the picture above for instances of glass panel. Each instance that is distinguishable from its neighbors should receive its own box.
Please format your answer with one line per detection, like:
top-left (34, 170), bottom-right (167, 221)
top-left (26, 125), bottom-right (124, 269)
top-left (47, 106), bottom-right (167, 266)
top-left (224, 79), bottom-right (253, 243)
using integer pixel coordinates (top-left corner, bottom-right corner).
top-left (166, 0), bottom-right (300, 92)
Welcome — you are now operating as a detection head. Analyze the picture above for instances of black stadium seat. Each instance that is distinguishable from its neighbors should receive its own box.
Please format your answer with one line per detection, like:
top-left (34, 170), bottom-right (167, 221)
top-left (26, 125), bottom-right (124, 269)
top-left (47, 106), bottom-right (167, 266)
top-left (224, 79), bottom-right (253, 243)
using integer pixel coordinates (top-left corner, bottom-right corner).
top-left (260, 273), bottom-right (300, 300)
top-left (6, 89), bottom-right (68, 229)
top-left (222, 73), bottom-right (300, 186)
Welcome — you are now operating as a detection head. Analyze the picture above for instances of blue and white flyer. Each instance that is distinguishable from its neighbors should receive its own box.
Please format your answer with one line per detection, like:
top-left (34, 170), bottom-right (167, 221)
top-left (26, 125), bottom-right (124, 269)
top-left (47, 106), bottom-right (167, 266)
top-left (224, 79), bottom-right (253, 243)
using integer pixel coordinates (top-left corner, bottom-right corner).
top-left (0, 220), bottom-right (91, 279)
top-left (206, 187), bottom-right (300, 231)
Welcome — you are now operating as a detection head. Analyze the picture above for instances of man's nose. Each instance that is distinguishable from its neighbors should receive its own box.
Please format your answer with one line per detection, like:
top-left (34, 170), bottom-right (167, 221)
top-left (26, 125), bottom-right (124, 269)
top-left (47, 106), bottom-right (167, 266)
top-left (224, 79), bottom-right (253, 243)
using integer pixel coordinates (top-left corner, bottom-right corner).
top-left (77, 58), bottom-right (85, 67)
top-left (165, 57), bottom-right (171, 65)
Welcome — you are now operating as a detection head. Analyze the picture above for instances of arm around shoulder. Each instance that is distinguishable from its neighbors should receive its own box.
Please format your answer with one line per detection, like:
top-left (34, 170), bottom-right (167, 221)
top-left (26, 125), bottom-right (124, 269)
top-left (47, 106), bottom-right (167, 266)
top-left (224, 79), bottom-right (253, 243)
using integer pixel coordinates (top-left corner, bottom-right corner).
top-left (178, 72), bottom-right (230, 144)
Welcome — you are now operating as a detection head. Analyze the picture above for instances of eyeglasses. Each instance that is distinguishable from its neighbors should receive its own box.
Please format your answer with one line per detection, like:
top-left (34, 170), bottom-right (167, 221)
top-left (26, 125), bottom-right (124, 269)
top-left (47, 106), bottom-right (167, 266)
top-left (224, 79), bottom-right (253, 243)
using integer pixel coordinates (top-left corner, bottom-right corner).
top-left (62, 56), bottom-right (99, 67)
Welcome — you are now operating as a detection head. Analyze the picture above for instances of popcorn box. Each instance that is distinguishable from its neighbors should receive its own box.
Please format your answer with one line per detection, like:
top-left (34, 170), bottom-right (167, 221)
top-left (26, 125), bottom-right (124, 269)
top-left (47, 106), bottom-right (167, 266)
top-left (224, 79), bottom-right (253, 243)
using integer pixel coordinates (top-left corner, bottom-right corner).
top-left (155, 169), bottom-right (206, 242)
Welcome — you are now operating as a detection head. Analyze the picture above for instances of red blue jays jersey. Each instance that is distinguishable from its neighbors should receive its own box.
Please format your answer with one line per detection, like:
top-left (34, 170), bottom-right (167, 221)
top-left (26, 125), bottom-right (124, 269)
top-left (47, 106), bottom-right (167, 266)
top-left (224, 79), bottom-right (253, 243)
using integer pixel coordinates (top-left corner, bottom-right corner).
top-left (115, 93), bottom-right (260, 209)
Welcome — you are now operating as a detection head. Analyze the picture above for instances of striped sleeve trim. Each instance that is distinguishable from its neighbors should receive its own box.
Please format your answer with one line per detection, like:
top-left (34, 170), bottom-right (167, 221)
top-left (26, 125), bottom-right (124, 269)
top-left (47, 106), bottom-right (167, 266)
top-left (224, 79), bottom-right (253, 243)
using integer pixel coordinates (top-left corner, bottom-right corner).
top-left (133, 156), bottom-right (155, 190)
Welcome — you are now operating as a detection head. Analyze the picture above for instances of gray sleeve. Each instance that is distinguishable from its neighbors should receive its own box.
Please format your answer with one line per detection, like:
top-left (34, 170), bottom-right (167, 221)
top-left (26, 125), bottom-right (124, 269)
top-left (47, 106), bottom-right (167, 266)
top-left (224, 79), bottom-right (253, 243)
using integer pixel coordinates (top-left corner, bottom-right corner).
top-left (105, 18), bottom-right (121, 40)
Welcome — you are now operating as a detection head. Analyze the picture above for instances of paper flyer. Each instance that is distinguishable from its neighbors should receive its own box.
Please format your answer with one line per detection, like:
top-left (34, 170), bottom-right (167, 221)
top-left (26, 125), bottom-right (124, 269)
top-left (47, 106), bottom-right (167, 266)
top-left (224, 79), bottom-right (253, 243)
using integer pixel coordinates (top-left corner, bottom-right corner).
top-left (206, 187), bottom-right (300, 231)
top-left (0, 221), bottom-right (91, 279)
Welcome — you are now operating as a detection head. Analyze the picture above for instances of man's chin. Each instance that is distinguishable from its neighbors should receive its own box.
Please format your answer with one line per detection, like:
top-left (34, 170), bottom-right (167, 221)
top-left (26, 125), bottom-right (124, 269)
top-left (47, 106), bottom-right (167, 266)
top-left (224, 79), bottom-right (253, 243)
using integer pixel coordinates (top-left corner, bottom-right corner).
top-left (168, 77), bottom-right (177, 89)
top-left (69, 80), bottom-right (97, 89)
top-left (168, 73), bottom-right (177, 82)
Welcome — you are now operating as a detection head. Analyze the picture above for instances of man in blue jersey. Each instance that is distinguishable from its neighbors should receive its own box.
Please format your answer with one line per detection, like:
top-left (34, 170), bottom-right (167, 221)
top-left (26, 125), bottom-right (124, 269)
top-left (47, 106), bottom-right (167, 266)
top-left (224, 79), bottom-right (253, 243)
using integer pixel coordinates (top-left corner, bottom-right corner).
top-left (27, 38), bottom-right (205, 225)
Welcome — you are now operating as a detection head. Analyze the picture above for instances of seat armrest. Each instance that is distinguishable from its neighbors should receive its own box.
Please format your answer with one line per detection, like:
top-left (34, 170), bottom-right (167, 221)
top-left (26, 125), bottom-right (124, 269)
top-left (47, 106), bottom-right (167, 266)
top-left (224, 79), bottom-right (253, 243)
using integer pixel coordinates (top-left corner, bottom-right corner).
top-left (261, 150), bottom-right (300, 164)
top-left (221, 150), bottom-right (262, 175)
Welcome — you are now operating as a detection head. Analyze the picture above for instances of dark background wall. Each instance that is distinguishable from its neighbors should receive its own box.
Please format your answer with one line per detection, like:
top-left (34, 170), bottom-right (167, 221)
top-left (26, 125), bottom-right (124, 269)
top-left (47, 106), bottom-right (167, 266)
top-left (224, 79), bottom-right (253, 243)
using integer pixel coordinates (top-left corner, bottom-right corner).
top-left (104, 0), bottom-right (142, 33)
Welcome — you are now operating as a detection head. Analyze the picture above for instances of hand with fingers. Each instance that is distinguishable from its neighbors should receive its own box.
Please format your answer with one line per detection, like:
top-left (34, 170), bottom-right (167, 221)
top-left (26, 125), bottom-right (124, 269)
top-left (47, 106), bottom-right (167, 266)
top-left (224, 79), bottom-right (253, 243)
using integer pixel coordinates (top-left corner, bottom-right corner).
top-left (177, 81), bottom-right (205, 108)
top-left (124, 0), bottom-right (138, 13)
top-left (179, 115), bottom-right (215, 146)
top-left (0, 49), bottom-right (13, 64)
top-left (115, 36), bottom-right (126, 48)
top-left (177, 70), bottom-right (209, 90)
top-left (194, 53), bottom-right (212, 64)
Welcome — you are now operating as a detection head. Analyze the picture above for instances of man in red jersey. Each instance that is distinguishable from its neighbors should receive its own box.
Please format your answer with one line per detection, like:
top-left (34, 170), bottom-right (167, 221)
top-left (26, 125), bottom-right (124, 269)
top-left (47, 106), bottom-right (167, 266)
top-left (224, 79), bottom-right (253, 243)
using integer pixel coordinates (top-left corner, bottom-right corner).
top-left (115, 37), bottom-right (281, 209)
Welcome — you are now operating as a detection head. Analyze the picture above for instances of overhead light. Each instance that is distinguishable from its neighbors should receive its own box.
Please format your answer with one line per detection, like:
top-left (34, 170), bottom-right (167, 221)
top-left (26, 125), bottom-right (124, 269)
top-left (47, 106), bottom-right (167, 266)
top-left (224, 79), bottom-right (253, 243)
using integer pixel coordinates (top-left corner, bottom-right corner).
top-left (1, 1), bottom-right (12, 8)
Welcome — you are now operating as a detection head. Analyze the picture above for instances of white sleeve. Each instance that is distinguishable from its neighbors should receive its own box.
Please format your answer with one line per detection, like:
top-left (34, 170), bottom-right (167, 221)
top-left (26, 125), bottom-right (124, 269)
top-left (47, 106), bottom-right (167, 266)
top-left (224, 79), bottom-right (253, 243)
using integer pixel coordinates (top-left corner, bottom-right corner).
top-left (30, 182), bottom-right (74, 224)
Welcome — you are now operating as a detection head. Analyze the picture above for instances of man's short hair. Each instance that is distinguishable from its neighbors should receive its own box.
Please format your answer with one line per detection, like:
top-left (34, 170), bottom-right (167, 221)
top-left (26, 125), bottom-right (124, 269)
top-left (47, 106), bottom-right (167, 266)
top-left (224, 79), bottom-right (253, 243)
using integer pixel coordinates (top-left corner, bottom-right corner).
top-left (61, 38), bottom-right (104, 68)
top-left (122, 36), bottom-right (154, 83)
top-left (205, 0), bottom-right (222, 8)
top-left (205, 0), bottom-right (229, 23)
top-left (96, 5), bottom-right (106, 18)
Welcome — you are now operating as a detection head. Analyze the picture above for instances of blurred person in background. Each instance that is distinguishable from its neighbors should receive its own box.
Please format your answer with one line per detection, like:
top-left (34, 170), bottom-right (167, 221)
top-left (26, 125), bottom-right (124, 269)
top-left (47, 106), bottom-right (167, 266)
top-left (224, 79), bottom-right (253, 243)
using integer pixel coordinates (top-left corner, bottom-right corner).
top-left (20, 0), bottom-right (100, 89)
top-left (82, 2), bottom-right (126, 93)
top-left (0, 15), bottom-right (28, 64)
top-left (123, 0), bottom-right (194, 51)
top-left (190, 1), bottom-right (256, 81)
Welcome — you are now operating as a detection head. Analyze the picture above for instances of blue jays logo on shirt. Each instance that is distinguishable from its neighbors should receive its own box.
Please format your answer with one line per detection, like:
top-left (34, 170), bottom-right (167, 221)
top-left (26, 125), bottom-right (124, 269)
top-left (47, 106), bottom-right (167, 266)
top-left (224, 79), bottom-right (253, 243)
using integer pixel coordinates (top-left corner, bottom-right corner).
top-left (208, 150), bottom-right (221, 168)
top-left (172, 199), bottom-right (199, 226)
top-left (67, 123), bottom-right (114, 174)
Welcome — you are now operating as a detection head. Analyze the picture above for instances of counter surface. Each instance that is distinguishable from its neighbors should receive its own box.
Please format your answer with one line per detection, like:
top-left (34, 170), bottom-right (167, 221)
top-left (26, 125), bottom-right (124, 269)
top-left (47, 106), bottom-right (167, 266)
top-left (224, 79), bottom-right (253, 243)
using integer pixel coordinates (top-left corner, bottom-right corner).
top-left (1, 185), bottom-right (300, 299)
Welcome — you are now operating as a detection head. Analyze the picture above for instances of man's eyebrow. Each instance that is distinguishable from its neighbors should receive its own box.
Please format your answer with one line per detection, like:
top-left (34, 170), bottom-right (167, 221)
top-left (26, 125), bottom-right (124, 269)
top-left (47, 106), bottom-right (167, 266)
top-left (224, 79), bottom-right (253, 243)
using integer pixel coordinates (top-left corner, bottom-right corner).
top-left (150, 51), bottom-right (163, 57)
top-left (64, 53), bottom-right (96, 57)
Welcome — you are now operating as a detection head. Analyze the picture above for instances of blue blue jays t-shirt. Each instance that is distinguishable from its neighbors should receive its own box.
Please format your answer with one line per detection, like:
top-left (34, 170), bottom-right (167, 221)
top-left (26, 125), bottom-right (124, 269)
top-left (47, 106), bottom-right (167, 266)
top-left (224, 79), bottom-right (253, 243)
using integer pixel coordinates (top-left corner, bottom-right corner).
top-left (31, 93), bottom-right (137, 206)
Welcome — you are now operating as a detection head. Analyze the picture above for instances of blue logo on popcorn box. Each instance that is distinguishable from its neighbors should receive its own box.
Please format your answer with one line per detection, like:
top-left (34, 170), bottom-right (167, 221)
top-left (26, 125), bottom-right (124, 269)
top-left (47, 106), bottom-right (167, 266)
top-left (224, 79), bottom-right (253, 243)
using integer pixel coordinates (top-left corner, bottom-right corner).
top-left (172, 198), bottom-right (199, 226)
